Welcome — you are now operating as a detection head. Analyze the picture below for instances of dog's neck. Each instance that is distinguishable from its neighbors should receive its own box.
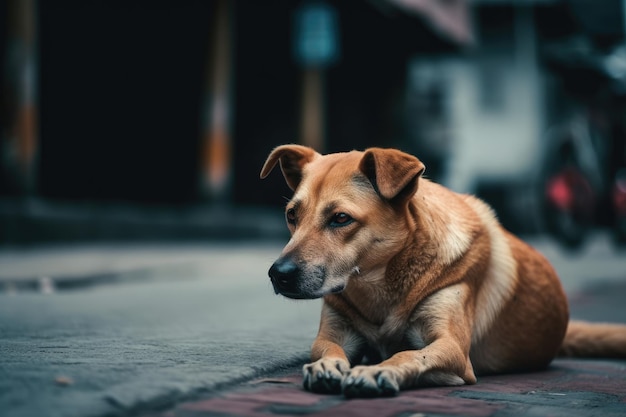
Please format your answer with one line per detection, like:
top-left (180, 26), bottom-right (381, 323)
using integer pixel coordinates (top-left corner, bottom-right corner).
top-left (326, 180), bottom-right (479, 327)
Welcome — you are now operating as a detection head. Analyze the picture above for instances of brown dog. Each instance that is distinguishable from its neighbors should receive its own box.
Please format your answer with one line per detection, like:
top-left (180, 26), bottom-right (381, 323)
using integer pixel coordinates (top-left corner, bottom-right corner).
top-left (260, 144), bottom-right (626, 398)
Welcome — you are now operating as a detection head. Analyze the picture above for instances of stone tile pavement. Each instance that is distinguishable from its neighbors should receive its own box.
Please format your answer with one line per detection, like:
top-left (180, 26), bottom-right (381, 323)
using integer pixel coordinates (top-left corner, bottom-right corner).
top-left (148, 359), bottom-right (626, 417)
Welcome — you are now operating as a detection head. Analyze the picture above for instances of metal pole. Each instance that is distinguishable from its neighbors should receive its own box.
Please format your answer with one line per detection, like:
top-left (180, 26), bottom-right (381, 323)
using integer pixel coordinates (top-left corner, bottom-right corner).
top-left (202, 0), bottom-right (233, 202)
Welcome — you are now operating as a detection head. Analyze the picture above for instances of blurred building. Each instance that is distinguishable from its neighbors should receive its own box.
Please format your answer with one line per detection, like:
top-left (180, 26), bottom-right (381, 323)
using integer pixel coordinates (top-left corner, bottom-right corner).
top-left (445, 0), bottom-right (626, 233)
top-left (0, 0), bottom-right (622, 242)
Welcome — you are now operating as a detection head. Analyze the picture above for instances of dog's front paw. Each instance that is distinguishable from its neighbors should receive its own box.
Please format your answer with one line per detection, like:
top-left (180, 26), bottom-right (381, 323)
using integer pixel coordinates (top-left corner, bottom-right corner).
top-left (341, 365), bottom-right (400, 398)
top-left (303, 358), bottom-right (350, 394)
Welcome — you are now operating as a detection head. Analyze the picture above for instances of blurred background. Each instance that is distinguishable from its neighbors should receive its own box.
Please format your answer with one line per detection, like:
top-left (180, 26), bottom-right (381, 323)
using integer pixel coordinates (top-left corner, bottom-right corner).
top-left (1, 0), bottom-right (626, 249)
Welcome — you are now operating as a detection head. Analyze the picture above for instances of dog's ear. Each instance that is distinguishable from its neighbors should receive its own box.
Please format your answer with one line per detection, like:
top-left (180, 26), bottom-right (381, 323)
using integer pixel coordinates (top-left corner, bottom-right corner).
top-left (359, 148), bottom-right (425, 203)
top-left (260, 144), bottom-right (320, 190)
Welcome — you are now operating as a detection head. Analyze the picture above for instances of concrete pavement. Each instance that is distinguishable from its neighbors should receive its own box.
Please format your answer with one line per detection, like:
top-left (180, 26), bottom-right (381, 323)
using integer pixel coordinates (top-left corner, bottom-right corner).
top-left (0, 235), bottom-right (625, 417)
top-left (0, 242), bottom-right (322, 417)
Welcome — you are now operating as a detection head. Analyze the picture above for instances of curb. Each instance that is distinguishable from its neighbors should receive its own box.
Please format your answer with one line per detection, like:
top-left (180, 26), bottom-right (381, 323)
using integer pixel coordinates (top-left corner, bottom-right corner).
top-left (0, 198), bottom-right (289, 244)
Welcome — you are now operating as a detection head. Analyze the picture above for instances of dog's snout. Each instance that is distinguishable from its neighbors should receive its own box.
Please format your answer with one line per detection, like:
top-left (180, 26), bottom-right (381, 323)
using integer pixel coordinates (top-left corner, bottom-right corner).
top-left (268, 258), bottom-right (299, 292)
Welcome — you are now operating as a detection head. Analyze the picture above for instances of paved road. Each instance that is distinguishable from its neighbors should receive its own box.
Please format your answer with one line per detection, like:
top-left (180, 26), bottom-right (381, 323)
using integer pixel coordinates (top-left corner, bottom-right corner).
top-left (0, 235), bottom-right (625, 417)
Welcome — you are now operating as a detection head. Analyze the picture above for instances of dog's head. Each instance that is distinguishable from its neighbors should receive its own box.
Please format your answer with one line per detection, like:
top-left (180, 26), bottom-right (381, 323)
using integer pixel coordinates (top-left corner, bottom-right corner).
top-left (260, 144), bottom-right (425, 299)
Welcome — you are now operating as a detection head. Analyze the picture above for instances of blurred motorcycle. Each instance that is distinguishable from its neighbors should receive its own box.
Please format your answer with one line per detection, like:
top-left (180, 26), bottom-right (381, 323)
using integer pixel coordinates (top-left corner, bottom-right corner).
top-left (541, 41), bottom-right (626, 250)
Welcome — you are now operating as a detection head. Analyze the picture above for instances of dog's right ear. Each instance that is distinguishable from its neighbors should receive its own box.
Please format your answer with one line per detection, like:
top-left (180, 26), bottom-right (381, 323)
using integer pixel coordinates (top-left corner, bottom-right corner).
top-left (260, 144), bottom-right (320, 190)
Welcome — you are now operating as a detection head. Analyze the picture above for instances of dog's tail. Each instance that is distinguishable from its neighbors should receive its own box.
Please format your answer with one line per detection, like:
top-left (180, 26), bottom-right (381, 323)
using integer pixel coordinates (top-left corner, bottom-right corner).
top-left (558, 320), bottom-right (626, 358)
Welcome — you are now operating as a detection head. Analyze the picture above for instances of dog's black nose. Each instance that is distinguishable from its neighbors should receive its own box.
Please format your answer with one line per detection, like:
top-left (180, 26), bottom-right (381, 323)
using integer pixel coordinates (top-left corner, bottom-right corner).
top-left (268, 258), bottom-right (299, 293)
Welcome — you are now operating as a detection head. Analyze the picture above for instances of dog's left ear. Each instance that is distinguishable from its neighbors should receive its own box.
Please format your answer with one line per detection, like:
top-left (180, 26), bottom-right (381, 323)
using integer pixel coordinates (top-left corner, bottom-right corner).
top-left (359, 148), bottom-right (426, 204)
top-left (260, 144), bottom-right (320, 190)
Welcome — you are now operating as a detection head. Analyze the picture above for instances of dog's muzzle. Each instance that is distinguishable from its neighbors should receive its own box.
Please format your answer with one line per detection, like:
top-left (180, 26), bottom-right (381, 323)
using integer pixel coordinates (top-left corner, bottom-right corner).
top-left (268, 256), bottom-right (338, 299)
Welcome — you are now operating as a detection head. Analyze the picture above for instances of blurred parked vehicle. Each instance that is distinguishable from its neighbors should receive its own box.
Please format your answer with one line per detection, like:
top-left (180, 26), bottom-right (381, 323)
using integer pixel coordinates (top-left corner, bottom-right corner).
top-left (541, 40), bottom-right (626, 249)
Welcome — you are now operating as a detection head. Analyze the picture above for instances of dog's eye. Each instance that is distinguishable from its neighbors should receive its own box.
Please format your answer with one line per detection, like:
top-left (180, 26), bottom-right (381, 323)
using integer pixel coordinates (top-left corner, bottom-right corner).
top-left (286, 208), bottom-right (297, 225)
top-left (330, 212), bottom-right (353, 227)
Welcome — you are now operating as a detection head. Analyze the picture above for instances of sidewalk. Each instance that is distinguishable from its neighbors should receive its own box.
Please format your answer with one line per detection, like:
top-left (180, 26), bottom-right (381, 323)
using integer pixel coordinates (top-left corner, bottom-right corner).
top-left (145, 281), bottom-right (626, 417)
top-left (142, 238), bottom-right (626, 417)
top-left (0, 236), bottom-right (625, 417)
top-left (147, 358), bottom-right (626, 417)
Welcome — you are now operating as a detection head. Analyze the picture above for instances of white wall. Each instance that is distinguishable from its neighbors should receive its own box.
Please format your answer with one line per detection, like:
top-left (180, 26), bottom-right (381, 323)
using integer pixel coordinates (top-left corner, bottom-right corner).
top-left (443, 6), bottom-right (545, 194)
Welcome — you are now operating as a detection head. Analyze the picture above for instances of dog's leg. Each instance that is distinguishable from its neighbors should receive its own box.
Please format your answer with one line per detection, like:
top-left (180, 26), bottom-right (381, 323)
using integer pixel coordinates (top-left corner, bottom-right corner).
top-left (341, 338), bottom-right (475, 397)
top-left (303, 305), bottom-right (364, 394)
top-left (342, 284), bottom-right (476, 397)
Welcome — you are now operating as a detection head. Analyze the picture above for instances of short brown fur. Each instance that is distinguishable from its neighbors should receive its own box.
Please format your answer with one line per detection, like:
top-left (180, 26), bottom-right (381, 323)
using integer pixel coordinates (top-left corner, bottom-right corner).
top-left (261, 145), bottom-right (626, 398)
